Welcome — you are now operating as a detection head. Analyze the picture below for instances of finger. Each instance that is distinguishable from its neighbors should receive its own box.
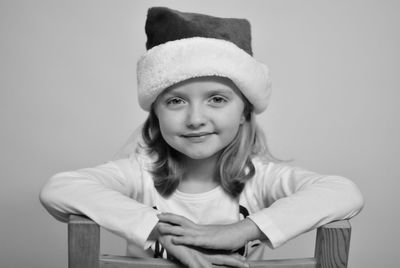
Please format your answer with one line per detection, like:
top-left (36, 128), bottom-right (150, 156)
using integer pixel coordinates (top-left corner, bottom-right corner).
top-left (208, 255), bottom-right (248, 268)
top-left (158, 213), bottom-right (196, 227)
top-left (181, 253), bottom-right (205, 268)
top-left (230, 253), bottom-right (247, 262)
top-left (173, 250), bottom-right (201, 268)
top-left (206, 254), bottom-right (249, 268)
top-left (157, 223), bottom-right (187, 236)
top-left (174, 247), bottom-right (212, 268)
top-left (194, 254), bottom-right (213, 268)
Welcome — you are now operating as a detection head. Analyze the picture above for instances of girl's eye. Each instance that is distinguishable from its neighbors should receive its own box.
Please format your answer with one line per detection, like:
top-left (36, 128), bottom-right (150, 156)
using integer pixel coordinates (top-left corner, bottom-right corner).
top-left (209, 96), bottom-right (228, 105)
top-left (166, 97), bottom-right (185, 106)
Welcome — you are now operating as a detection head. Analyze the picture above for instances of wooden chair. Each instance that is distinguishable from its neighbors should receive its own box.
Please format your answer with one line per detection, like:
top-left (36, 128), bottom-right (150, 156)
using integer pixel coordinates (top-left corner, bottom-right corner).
top-left (68, 215), bottom-right (351, 268)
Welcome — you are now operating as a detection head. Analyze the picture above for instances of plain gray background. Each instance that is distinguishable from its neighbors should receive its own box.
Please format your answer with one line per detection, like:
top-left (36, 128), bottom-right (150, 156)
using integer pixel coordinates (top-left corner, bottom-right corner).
top-left (1, 0), bottom-right (399, 267)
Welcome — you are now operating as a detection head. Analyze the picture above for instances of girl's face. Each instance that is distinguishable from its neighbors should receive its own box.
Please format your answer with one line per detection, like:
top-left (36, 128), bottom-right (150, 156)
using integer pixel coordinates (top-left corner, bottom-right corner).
top-left (154, 76), bottom-right (246, 160)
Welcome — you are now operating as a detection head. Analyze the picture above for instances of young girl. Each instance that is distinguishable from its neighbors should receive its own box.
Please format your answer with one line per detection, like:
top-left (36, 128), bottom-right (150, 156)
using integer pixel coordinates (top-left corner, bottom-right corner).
top-left (40, 7), bottom-right (364, 268)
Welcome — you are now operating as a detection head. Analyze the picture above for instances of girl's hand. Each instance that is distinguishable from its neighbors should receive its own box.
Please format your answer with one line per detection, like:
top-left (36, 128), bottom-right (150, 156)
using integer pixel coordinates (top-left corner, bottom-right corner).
top-left (157, 213), bottom-right (259, 251)
top-left (158, 234), bottom-right (249, 268)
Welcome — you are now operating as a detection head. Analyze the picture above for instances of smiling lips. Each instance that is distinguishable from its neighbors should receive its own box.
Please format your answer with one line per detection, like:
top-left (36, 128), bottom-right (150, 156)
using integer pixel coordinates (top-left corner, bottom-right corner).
top-left (181, 132), bottom-right (215, 142)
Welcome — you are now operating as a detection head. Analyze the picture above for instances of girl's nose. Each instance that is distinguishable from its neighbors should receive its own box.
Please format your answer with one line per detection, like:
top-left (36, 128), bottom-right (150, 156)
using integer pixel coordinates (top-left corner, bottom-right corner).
top-left (186, 104), bottom-right (207, 129)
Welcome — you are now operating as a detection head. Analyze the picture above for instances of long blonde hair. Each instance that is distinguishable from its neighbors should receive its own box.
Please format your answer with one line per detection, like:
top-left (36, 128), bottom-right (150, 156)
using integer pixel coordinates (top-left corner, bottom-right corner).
top-left (140, 100), bottom-right (277, 198)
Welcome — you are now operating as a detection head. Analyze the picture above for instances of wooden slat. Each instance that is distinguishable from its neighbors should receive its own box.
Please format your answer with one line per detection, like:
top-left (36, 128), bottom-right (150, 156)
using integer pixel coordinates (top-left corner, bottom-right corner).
top-left (68, 214), bottom-right (100, 268)
top-left (100, 255), bottom-right (182, 268)
top-left (315, 220), bottom-right (351, 268)
top-left (249, 258), bottom-right (316, 268)
top-left (100, 255), bottom-right (316, 268)
top-left (320, 220), bottom-right (351, 230)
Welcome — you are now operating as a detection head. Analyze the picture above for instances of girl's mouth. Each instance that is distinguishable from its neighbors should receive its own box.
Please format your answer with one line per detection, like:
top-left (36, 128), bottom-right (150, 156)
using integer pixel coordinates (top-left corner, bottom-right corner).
top-left (181, 132), bottom-right (215, 142)
top-left (181, 132), bottom-right (214, 138)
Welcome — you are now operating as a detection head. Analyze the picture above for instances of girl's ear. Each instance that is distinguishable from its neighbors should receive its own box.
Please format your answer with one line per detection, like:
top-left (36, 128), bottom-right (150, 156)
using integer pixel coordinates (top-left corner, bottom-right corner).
top-left (240, 114), bottom-right (246, 124)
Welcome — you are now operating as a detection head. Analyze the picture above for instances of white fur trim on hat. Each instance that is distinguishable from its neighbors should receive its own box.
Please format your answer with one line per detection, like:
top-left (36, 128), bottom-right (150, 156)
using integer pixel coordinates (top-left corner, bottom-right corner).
top-left (137, 37), bottom-right (272, 114)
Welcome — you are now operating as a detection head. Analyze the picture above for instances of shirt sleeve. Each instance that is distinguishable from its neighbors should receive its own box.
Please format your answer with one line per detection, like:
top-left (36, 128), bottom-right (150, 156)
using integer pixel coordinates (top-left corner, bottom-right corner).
top-left (39, 156), bottom-right (160, 249)
top-left (246, 160), bottom-right (364, 249)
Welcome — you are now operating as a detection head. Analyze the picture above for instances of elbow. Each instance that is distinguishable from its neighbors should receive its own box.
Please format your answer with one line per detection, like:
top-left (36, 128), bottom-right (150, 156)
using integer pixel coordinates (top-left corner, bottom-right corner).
top-left (320, 175), bottom-right (365, 220)
top-left (39, 175), bottom-right (59, 209)
top-left (39, 175), bottom-right (69, 222)
top-left (341, 178), bottom-right (365, 218)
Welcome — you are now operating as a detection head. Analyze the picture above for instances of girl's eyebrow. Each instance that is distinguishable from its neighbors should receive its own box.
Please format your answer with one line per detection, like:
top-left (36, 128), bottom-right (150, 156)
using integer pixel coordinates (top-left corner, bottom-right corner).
top-left (206, 89), bottom-right (235, 96)
top-left (166, 87), bottom-right (235, 97)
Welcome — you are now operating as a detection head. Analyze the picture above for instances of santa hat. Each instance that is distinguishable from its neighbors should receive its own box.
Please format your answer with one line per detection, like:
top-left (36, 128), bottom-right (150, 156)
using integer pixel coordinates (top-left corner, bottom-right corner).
top-left (136, 7), bottom-right (272, 114)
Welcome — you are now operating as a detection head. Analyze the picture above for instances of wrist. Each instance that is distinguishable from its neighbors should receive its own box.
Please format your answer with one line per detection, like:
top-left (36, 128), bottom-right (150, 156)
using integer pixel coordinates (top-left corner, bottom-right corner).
top-left (238, 218), bottom-right (267, 243)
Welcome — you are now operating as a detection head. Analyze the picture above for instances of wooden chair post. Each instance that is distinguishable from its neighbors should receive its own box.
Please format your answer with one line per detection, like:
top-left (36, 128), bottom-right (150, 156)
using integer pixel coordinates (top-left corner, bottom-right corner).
top-left (314, 220), bottom-right (351, 268)
top-left (68, 215), bottom-right (100, 268)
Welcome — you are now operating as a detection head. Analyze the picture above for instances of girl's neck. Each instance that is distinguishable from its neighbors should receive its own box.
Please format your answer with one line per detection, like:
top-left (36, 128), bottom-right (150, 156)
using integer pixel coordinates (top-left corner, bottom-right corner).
top-left (177, 154), bottom-right (220, 194)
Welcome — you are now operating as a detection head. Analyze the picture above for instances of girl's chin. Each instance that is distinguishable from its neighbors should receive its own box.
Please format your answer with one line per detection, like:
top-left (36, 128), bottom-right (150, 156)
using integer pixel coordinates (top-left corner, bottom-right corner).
top-left (178, 150), bottom-right (221, 161)
top-left (169, 143), bottom-right (225, 161)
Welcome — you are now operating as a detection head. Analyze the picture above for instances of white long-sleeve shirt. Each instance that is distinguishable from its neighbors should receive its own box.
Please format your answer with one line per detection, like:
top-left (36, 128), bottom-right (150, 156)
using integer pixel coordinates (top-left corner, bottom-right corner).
top-left (39, 151), bottom-right (363, 257)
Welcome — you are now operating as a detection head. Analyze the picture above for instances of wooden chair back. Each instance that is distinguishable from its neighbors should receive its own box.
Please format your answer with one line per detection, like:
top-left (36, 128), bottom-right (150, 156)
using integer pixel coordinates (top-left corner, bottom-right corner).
top-left (68, 215), bottom-right (351, 268)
